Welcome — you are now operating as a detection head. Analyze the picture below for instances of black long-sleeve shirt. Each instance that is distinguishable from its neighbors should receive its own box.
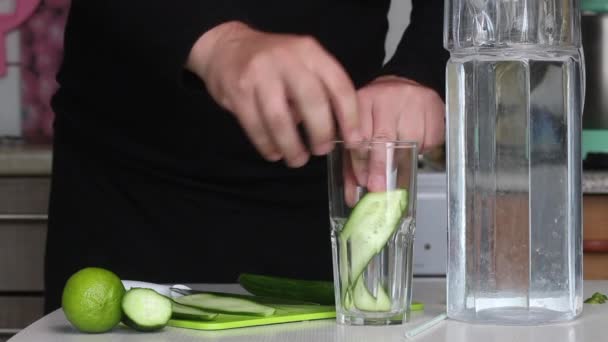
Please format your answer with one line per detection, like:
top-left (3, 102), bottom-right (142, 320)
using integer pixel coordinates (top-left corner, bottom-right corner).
top-left (45, 0), bottom-right (448, 312)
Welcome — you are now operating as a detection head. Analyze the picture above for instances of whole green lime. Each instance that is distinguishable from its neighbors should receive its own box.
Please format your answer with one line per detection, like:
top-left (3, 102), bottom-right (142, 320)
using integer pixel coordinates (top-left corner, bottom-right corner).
top-left (61, 267), bottom-right (125, 333)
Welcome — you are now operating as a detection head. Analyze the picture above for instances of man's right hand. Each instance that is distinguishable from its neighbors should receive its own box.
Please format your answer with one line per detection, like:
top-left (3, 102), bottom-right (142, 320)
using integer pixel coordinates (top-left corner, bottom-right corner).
top-left (186, 21), bottom-right (361, 167)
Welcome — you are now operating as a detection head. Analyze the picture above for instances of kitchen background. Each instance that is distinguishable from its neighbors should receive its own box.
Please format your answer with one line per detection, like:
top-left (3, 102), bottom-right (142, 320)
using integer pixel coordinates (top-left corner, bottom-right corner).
top-left (0, 0), bottom-right (67, 142)
top-left (0, 0), bottom-right (607, 341)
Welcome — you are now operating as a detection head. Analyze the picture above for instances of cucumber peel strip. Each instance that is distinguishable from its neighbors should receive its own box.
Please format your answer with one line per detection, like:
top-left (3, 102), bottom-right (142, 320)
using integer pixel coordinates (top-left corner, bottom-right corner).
top-left (171, 301), bottom-right (218, 321)
top-left (338, 190), bottom-right (408, 312)
top-left (352, 276), bottom-right (391, 311)
top-left (174, 293), bottom-right (276, 317)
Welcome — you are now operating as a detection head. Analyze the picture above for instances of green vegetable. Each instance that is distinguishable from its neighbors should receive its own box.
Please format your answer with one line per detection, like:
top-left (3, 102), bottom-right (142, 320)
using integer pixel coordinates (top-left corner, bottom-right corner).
top-left (339, 190), bottom-right (408, 312)
top-left (238, 273), bottom-right (334, 305)
top-left (121, 288), bottom-right (172, 332)
top-left (174, 293), bottom-right (276, 317)
top-left (340, 190), bottom-right (408, 283)
top-left (596, 292), bottom-right (608, 301)
top-left (584, 292), bottom-right (608, 304)
top-left (352, 277), bottom-right (392, 311)
top-left (238, 189), bottom-right (419, 315)
top-left (178, 289), bottom-right (319, 305)
top-left (237, 273), bottom-right (424, 312)
top-left (171, 301), bottom-right (218, 321)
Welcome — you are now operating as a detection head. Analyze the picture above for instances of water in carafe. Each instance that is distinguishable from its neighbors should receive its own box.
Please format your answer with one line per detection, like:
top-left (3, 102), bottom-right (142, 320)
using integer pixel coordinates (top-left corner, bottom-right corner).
top-left (445, 0), bottom-right (584, 324)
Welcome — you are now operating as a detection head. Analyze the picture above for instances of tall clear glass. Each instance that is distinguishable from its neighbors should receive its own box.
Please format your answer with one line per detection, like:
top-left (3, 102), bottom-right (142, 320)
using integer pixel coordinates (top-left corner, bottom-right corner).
top-left (327, 141), bottom-right (417, 326)
top-left (445, 0), bottom-right (584, 324)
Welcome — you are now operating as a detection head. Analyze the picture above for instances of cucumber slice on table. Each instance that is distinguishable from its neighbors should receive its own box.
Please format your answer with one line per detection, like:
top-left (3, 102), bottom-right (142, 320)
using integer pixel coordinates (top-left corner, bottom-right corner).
top-left (238, 273), bottom-right (334, 305)
top-left (339, 190), bottom-right (408, 311)
top-left (171, 287), bottom-right (319, 305)
top-left (122, 288), bottom-right (172, 332)
top-left (171, 302), bottom-right (218, 321)
top-left (174, 293), bottom-right (276, 317)
top-left (200, 291), bottom-right (318, 306)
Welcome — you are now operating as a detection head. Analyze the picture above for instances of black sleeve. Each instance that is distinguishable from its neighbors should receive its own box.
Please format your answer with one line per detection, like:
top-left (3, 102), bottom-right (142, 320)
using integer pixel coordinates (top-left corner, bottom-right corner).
top-left (378, 0), bottom-right (449, 99)
top-left (74, 1), bottom-right (250, 84)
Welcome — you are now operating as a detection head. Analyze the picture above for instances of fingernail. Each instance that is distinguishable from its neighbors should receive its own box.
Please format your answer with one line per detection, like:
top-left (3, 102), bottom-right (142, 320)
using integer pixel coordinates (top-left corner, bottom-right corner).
top-left (355, 170), bottom-right (368, 186)
top-left (268, 152), bottom-right (282, 161)
top-left (368, 174), bottom-right (385, 192)
top-left (288, 153), bottom-right (310, 168)
top-left (314, 141), bottom-right (335, 156)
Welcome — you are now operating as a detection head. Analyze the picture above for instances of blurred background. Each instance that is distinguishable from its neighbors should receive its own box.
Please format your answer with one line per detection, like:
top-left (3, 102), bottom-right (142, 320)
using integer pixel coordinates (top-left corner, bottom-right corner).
top-left (0, 0), bottom-right (67, 143)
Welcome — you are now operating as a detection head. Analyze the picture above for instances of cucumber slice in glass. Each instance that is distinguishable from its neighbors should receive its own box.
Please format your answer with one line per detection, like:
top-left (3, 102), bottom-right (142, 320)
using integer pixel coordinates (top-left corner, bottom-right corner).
top-left (338, 190), bottom-right (408, 312)
top-left (352, 277), bottom-right (391, 312)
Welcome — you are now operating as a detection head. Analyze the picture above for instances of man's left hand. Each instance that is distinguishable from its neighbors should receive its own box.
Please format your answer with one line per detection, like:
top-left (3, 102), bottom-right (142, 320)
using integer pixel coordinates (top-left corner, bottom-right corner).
top-left (344, 76), bottom-right (445, 204)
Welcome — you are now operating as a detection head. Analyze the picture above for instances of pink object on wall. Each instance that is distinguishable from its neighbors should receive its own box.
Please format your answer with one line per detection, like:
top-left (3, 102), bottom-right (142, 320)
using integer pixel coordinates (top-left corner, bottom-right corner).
top-left (0, 0), bottom-right (40, 76)
top-left (20, 0), bottom-right (70, 143)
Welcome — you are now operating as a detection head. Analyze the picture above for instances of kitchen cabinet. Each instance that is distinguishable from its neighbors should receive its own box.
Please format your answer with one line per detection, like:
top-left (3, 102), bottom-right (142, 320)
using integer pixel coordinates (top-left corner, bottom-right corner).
top-left (0, 176), bottom-right (49, 341)
top-left (583, 194), bottom-right (608, 279)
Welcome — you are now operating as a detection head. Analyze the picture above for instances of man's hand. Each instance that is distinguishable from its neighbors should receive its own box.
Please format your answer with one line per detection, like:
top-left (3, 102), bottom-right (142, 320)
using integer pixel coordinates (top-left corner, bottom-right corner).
top-left (186, 21), bottom-right (361, 168)
top-left (344, 76), bottom-right (445, 205)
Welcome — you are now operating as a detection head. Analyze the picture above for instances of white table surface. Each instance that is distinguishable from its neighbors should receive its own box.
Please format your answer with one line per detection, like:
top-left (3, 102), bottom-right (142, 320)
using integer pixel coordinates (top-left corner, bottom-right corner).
top-left (9, 278), bottom-right (608, 342)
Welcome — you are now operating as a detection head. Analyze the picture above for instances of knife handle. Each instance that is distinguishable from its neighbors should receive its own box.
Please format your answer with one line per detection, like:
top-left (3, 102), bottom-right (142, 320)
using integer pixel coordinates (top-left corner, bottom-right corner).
top-left (583, 240), bottom-right (608, 253)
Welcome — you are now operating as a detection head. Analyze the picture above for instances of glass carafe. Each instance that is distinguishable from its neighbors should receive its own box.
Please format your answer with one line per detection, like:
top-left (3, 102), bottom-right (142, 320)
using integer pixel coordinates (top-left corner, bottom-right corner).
top-left (444, 0), bottom-right (584, 324)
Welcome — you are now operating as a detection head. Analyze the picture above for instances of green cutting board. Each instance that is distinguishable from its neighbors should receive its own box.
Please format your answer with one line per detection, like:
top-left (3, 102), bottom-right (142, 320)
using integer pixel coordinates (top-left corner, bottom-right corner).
top-left (167, 301), bottom-right (425, 331)
top-left (168, 304), bottom-right (336, 330)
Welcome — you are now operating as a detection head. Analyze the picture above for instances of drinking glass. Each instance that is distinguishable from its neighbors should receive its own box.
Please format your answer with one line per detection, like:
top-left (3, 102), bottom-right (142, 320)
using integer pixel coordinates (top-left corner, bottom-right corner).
top-left (328, 141), bottom-right (418, 326)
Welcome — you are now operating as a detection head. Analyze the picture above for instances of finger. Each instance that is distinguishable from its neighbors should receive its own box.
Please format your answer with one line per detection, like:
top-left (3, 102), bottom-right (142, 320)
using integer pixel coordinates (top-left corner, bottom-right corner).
top-left (395, 143), bottom-right (417, 191)
top-left (342, 150), bottom-right (359, 207)
top-left (396, 109), bottom-right (425, 150)
top-left (350, 93), bottom-right (374, 186)
top-left (358, 92), bottom-right (374, 142)
top-left (255, 75), bottom-right (309, 168)
top-left (421, 95), bottom-right (446, 152)
top-left (367, 104), bottom-right (399, 192)
top-left (232, 96), bottom-right (282, 162)
top-left (281, 61), bottom-right (335, 156)
top-left (299, 42), bottom-right (361, 143)
top-left (395, 108), bottom-right (425, 191)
